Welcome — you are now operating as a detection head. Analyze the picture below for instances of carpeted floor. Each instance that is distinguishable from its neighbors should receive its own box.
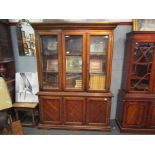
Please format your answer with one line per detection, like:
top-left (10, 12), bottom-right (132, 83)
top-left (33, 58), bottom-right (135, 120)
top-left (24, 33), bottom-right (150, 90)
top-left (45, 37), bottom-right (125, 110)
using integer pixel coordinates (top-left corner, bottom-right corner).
top-left (23, 120), bottom-right (127, 135)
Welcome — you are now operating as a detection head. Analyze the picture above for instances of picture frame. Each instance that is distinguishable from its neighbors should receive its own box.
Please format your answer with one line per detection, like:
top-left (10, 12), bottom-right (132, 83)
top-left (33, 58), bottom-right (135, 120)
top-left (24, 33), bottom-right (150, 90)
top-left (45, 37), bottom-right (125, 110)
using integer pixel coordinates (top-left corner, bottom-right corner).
top-left (90, 59), bottom-right (103, 73)
top-left (46, 59), bottom-right (58, 72)
top-left (133, 19), bottom-right (155, 31)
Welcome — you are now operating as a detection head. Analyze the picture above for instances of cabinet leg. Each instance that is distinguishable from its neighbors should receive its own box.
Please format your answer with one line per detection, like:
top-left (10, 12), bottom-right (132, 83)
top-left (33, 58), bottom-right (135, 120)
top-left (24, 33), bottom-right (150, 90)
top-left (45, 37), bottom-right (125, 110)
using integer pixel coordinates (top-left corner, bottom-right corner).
top-left (15, 110), bottom-right (19, 120)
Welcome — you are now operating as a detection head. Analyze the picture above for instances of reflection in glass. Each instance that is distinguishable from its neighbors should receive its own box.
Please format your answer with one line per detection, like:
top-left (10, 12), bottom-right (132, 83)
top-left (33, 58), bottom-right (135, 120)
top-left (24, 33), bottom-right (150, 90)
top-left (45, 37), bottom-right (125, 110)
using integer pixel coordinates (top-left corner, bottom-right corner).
top-left (41, 35), bottom-right (59, 89)
top-left (66, 73), bottom-right (82, 89)
top-left (89, 35), bottom-right (108, 90)
top-left (65, 35), bottom-right (83, 89)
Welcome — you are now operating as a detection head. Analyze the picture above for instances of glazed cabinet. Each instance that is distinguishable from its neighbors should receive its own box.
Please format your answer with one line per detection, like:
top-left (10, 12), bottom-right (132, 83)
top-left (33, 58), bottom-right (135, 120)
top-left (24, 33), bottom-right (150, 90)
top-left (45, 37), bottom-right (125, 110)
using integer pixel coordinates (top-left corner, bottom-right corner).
top-left (33, 23), bottom-right (118, 131)
top-left (116, 32), bottom-right (155, 133)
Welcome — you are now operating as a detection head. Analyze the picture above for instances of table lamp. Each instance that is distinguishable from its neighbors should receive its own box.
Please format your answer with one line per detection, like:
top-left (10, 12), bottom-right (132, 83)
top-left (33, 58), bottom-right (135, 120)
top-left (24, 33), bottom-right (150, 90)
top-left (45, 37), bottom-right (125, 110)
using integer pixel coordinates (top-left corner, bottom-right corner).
top-left (0, 77), bottom-right (12, 111)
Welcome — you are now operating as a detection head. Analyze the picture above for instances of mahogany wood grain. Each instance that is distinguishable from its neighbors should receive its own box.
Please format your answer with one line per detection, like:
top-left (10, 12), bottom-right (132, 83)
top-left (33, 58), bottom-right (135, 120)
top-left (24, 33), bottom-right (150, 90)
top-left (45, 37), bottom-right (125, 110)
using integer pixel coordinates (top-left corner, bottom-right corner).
top-left (86, 98), bottom-right (110, 126)
top-left (146, 103), bottom-right (155, 128)
top-left (63, 97), bottom-right (85, 125)
top-left (117, 32), bottom-right (155, 133)
top-left (34, 23), bottom-right (117, 131)
top-left (39, 96), bottom-right (62, 124)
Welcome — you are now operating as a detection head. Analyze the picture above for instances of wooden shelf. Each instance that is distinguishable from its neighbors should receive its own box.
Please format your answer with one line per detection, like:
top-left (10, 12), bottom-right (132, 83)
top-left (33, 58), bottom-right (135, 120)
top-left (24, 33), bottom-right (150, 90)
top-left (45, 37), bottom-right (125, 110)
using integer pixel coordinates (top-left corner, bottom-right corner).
top-left (0, 58), bottom-right (14, 64)
top-left (66, 72), bottom-right (82, 74)
top-left (6, 78), bottom-right (15, 84)
top-left (43, 71), bottom-right (58, 73)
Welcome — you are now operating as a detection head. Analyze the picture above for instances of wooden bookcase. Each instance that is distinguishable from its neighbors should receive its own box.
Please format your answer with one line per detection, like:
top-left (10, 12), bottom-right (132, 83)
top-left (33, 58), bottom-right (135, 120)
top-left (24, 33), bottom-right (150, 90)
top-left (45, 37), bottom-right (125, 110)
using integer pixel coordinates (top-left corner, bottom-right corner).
top-left (33, 23), bottom-right (118, 131)
top-left (0, 19), bottom-right (15, 102)
top-left (116, 32), bottom-right (155, 134)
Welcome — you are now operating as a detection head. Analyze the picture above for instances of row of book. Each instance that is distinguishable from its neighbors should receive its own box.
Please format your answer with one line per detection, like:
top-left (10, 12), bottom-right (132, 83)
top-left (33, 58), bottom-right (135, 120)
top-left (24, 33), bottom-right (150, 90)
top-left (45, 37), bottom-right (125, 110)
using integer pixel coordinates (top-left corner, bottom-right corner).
top-left (75, 80), bottom-right (82, 88)
top-left (89, 74), bottom-right (105, 90)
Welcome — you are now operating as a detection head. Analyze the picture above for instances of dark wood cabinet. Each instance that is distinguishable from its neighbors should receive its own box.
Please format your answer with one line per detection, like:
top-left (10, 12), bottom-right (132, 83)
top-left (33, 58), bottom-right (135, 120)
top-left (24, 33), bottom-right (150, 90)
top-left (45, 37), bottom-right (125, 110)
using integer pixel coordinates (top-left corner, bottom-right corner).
top-left (146, 103), bottom-right (155, 128)
top-left (33, 23), bottom-right (118, 131)
top-left (86, 98), bottom-right (110, 126)
top-left (116, 32), bottom-right (155, 133)
top-left (0, 19), bottom-right (15, 102)
top-left (63, 97), bottom-right (85, 125)
top-left (40, 96), bottom-right (62, 124)
top-left (122, 101), bottom-right (148, 128)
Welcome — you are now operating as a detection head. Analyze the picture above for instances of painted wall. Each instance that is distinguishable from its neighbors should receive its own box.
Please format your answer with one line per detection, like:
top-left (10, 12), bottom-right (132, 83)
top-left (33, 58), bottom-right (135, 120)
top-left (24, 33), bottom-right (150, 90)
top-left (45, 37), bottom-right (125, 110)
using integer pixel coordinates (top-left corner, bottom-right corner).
top-left (10, 24), bottom-right (132, 119)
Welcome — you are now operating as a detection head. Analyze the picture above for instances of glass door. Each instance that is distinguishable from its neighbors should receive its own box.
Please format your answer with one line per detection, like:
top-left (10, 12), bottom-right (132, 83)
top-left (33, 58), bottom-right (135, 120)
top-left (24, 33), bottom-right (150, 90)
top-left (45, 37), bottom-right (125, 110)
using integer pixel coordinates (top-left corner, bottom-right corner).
top-left (129, 42), bottom-right (155, 92)
top-left (62, 31), bottom-right (86, 91)
top-left (39, 32), bottom-right (61, 90)
top-left (87, 32), bottom-right (109, 91)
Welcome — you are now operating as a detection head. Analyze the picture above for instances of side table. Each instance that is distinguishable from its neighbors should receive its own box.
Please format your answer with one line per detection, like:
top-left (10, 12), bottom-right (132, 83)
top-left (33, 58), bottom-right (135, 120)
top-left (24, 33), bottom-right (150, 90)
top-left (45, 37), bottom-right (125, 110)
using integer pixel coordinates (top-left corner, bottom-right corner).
top-left (13, 102), bottom-right (38, 127)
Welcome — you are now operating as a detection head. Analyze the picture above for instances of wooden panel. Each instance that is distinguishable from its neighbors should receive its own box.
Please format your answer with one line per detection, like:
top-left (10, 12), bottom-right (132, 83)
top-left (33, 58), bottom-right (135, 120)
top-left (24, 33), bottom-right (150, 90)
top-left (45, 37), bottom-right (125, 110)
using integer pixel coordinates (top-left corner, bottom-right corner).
top-left (39, 96), bottom-right (62, 124)
top-left (63, 97), bottom-right (85, 125)
top-left (86, 98), bottom-right (110, 125)
top-left (147, 103), bottom-right (155, 128)
top-left (122, 101), bottom-right (148, 128)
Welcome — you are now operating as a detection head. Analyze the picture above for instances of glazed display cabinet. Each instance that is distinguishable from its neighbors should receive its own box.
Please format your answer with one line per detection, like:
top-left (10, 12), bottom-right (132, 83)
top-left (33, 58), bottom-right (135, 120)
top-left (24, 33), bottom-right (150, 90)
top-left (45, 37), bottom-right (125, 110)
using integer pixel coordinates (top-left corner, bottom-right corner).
top-left (116, 32), bottom-right (155, 134)
top-left (33, 23), bottom-right (118, 131)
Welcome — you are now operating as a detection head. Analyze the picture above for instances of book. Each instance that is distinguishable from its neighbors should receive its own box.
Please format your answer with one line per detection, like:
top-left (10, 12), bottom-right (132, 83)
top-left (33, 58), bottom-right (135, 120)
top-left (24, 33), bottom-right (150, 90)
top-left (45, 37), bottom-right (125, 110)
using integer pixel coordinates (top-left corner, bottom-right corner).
top-left (89, 75), bottom-right (105, 90)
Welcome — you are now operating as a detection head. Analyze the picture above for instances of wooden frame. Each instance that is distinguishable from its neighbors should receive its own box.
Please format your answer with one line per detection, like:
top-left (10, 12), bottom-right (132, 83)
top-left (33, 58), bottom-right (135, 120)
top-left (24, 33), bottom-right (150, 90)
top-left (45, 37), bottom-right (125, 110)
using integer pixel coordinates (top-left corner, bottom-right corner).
top-left (62, 30), bottom-right (86, 92)
top-left (133, 19), bottom-right (155, 31)
top-left (34, 23), bottom-right (117, 131)
top-left (116, 32), bottom-right (155, 134)
top-left (87, 31), bottom-right (114, 92)
top-left (35, 31), bottom-right (62, 91)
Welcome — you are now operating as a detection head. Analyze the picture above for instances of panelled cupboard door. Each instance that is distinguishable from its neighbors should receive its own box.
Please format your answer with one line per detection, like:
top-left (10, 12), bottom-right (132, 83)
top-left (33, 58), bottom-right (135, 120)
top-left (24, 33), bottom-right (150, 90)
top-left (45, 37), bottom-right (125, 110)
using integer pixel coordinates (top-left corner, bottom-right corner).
top-left (86, 98), bottom-right (110, 125)
top-left (39, 96), bottom-right (62, 124)
top-left (36, 31), bottom-right (62, 91)
top-left (146, 103), bottom-right (155, 128)
top-left (63, 97), bottom-right (85, 125)
top-left (62, 31), bottom-right (86, 91)
top-left (122, 101), bottom-right (148, 128)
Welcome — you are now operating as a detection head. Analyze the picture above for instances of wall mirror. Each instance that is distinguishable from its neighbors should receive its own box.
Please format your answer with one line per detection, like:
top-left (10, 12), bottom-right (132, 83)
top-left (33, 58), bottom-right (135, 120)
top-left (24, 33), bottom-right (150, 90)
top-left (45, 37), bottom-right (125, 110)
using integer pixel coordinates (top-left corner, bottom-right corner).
top-left (16, 19), bottom-right (36, 56)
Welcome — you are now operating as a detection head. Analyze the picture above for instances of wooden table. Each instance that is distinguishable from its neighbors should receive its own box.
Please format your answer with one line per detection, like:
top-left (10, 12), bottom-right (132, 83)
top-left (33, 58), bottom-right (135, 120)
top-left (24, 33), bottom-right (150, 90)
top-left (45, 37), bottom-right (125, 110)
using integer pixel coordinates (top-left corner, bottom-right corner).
top-left (13, 102), bottom-right (38, 127)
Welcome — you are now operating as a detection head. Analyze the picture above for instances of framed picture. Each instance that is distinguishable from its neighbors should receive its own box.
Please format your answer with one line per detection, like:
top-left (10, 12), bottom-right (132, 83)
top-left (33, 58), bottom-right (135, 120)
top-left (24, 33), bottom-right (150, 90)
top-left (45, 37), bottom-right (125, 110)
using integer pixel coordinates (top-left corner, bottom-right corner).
top-left (46, 59), bottom-right (58, 72)
top-left (15, 72), bottom-right (39, 102)
top-left (90, 59), bottom-right (103, 73)
top-left (133, 19), bottom-right (155, 31)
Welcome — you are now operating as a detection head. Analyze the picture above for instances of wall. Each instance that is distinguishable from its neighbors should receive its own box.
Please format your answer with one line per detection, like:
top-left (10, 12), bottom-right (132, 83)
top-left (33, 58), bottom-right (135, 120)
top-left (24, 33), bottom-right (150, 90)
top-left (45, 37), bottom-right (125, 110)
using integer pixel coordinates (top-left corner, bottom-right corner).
top-left (110, 25), bottom-right (131, 119)
top-left (10, 23), bottom-right (132, 119)
top-left (10, 26), bottom-right (37, 72)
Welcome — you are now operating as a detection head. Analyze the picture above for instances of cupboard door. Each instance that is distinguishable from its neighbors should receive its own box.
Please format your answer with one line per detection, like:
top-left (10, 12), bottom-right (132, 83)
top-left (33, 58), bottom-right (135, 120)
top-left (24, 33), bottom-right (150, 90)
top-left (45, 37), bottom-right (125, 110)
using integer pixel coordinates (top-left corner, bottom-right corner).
top-left (87, 32), bottom-right (113, 92)
top-left (37, 32), bottom-right (62, 90)
top-left (147, 103), bottom-right (155, 128)
top-left (39, 96), bottom-right (62, 124)
top-left (62, 31), bottom-right (86, 91)
top-left (122, 101), bottom-right (148, 128)
top-left (129, 42), bottom-right (155, 92)
top-left (63, 97), bottom-right (85, 125)
top-left (86, 98), bottom-right (110, 125)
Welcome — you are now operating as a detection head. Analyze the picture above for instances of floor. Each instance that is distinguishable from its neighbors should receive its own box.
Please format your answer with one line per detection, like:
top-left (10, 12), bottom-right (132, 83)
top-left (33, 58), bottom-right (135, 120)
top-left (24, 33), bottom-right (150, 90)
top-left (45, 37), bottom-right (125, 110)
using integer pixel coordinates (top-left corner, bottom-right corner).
top-left (23, 120), bottom-right (126, 135)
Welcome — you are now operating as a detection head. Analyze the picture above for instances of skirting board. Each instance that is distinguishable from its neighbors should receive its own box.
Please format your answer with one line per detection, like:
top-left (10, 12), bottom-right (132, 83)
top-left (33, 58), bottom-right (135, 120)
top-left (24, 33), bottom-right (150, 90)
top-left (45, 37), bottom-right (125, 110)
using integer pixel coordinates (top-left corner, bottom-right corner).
top-left (38, 123), bottom-right (111, 132)
top-left (116, 119), bottom-right (155, 134)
